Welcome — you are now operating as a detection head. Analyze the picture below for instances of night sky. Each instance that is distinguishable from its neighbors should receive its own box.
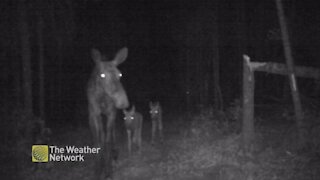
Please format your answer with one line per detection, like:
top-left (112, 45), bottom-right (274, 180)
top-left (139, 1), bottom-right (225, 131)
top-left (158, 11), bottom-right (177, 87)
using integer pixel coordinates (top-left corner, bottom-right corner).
top-left (1, 0), bottom-right (320, 125)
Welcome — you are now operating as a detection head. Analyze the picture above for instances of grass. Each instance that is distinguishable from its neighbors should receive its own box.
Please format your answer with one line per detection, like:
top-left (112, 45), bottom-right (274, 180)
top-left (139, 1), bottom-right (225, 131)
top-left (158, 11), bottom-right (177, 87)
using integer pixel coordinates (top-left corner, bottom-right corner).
top-left (2, 103), bottom-right (320, 180)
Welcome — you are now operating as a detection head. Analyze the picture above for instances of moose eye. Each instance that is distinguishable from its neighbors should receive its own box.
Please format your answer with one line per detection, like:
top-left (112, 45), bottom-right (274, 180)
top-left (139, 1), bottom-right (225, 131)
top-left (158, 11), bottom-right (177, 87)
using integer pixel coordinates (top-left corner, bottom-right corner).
top-left (130, 117), bottom-right (134, 120)
top-left (119, 73), bottom-right (122, 78)
top-left (100, 73), bottom-right (106, 78)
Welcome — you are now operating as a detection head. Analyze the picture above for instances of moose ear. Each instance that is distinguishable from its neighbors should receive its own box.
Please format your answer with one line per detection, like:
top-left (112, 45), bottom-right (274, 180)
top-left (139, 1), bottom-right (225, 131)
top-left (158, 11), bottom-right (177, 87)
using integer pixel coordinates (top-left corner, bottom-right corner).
top-left (131, 105), bottom-right (135, 112)
top-left (112, 47), bottom-right (128, 66)
top-left (91, 48), bottom-right (102, 64)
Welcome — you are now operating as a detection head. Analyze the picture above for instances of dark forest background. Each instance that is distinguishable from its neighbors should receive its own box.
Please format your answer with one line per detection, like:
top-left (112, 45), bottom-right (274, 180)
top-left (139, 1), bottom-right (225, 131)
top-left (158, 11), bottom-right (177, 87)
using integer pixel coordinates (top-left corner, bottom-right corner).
top-left (1, 0), bottom-right (320, 127)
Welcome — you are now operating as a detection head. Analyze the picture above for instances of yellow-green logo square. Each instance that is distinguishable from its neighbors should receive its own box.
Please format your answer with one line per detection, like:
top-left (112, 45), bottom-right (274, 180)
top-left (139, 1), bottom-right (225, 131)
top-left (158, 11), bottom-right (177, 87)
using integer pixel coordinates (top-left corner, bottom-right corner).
top-left (32, 145), bottom-right (49, 162)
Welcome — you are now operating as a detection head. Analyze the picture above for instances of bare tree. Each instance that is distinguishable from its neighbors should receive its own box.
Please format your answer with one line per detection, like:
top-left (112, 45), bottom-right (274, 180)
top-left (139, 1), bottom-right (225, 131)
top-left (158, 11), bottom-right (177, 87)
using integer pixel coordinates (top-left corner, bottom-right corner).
top-left (18, 0), bottom-right (33, 115)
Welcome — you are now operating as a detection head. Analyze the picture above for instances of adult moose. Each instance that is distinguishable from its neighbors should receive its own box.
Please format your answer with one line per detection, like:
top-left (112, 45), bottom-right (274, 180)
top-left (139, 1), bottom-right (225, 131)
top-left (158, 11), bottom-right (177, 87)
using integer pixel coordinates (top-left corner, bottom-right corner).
top-left (87, 47), bottom-right (129, 179)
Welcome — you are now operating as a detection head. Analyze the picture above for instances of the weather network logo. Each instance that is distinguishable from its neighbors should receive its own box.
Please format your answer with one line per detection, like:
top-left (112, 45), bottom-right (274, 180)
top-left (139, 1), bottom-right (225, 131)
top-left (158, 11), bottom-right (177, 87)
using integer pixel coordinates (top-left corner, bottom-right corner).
top-left (32, 144), bottom-right (101, 162)
top-left (32, 145), bottom-right (49, 162)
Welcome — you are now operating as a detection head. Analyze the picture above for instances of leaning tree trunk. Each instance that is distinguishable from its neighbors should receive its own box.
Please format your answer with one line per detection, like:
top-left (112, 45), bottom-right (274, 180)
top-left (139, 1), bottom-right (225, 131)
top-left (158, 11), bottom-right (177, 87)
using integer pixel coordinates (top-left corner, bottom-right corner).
top-left (275, 0), bottom-right (305, 147)
top-left (18, 0), bottom-right (33, 115)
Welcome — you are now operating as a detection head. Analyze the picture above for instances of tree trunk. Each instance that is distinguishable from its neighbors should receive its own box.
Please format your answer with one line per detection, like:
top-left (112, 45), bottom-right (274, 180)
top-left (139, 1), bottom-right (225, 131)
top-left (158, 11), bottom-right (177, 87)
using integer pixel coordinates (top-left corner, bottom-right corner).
top-left (49, 1), bottom-right (64, 118)
top-left (242, 55), bottom-right (255, 152)
top-left (37, 10), bottom-right (45, 119)
top-left (275, 0), bottom-right (305, 147)
top-left (186, 49), bottom-right (191, 113)
top-left (213, 51), bottom-right (223, 110)
top-left (18, 0), bottom-right (33, 115)
top-left (213, 5), bottom-right (222, 110)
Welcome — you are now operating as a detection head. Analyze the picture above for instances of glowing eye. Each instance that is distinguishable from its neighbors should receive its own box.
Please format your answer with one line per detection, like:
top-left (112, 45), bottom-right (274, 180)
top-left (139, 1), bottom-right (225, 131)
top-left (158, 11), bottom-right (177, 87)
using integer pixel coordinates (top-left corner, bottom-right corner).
top-left (119, 73), bottom-right (122, 78)
top-left (100, 73), bottom-right (105, 78)
top-left (155, 111), bottom-right (158, 113)
top-left (130, 117), bottom-right (134, 120)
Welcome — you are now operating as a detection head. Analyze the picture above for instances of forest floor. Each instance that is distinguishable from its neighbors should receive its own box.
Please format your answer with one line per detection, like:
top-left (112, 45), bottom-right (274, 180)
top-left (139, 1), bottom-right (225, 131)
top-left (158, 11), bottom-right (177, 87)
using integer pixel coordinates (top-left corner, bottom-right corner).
top-left (4, 105), bottom-right (320, 180)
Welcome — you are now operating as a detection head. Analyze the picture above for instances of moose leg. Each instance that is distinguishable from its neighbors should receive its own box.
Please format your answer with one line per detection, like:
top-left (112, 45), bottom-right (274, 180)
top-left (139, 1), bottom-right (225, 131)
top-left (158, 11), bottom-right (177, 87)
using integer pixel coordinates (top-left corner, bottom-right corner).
top-left (104, 112), bottom-right (116, 179)
top-left (89, 113), bottom-right (104, 179)
top-left (151, 119), bottom-right (156, 145)
top-left (158, 117), bottom-right (163, 142)
top-left (127, 130), bottom-right (132, 155)
top-left (138, 118), bottom-right (143, 153)
top-left (89, 111), bottom-right (104, 146)
top-left (111, 125), bottom-right (118, 163)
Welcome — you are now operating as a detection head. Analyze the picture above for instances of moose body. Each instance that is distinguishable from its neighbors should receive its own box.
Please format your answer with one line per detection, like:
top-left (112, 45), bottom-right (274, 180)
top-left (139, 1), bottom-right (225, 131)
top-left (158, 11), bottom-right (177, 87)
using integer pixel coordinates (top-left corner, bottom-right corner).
top-left (87, 47), bottom-right (129, 179)
top-left (123, 106), bottom-right (143, 155)
top-left (149, 101), bottom-right (163, 144)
